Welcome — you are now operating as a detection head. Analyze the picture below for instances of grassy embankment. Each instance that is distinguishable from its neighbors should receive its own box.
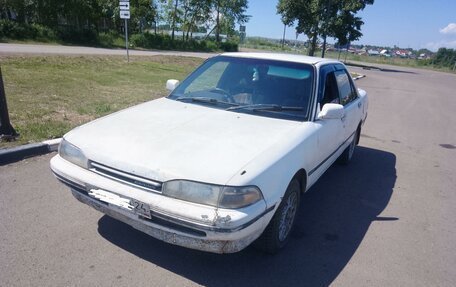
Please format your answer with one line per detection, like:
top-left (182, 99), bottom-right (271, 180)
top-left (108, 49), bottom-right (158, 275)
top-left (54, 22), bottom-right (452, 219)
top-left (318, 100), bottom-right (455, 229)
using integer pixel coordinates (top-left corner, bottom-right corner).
top-left (0, 55), bottom-right (203, 148)
top-left (0, 54), bottom-right (366, 149)
top-left (240, 42), bottom-right (456, 74)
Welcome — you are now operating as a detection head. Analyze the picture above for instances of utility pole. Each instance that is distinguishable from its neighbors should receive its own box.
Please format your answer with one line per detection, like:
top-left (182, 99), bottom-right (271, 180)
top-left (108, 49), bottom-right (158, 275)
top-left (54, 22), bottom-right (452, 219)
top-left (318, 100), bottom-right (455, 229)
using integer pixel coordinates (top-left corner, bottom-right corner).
top-left (282, 24), bottom-right (286, 49)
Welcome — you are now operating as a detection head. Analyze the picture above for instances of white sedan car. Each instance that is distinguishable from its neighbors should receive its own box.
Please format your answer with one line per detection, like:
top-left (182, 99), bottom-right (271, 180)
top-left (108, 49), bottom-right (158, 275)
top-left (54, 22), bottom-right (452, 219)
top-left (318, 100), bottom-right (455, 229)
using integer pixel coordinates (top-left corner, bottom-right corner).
top-left (50, 53), bottom-right (368, 254)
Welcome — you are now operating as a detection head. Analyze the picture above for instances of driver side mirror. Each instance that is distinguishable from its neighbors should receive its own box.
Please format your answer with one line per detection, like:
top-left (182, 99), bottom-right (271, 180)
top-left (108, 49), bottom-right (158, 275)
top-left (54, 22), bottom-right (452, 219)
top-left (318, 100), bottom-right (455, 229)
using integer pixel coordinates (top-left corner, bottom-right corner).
top-left (317, 103), bottom-right (344, 120)
top-left (166, 79), bottom-right (180, 92)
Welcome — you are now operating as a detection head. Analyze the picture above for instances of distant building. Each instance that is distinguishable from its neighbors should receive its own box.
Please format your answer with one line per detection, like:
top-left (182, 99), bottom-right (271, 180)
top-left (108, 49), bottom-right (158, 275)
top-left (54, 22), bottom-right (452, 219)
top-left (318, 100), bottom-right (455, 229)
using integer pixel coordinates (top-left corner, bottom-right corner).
top-left (394, 49), bottom-right (412, 58)
top-left (418, 53), bottom-right (431, 60)
top-left (367, 49), bottom-right (380, 56)
top-left (380, 49), bottom-right (391, 57)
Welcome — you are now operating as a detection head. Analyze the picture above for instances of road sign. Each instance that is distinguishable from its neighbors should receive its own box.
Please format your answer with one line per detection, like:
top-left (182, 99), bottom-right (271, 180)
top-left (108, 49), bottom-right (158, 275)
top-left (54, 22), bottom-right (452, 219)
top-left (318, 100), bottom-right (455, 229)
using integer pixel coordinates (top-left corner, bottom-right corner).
top-left (119, 0), bottom-right (130, 62)
top-left (120, 10), bottom-right (130, 19)
top-left (119, 1), bottom-right (130, 10)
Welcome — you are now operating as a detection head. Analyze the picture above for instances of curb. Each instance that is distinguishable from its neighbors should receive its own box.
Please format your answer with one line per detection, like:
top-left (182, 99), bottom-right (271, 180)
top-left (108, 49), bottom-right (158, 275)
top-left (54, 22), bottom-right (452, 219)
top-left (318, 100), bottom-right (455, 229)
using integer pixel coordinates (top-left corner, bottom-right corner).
top-left (345, 62), bottom-right (382, 71)
top-left (0, 138), bottom-right (61, 165)
top-left (353, 74), bottom-right (366, 81)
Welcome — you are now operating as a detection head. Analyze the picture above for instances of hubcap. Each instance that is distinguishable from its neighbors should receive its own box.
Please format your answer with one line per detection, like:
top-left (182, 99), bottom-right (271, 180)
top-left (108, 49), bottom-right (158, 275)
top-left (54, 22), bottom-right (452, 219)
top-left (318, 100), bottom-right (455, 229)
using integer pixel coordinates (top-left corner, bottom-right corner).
top-left (278, 191), bottom-right (298, 242)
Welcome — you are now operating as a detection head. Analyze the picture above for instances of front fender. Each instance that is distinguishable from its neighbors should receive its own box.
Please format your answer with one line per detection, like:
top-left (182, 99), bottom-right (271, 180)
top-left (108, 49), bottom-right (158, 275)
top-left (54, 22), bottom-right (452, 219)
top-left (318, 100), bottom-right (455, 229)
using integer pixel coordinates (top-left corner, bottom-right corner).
top-left (225, 123), bottom-right (318, 207)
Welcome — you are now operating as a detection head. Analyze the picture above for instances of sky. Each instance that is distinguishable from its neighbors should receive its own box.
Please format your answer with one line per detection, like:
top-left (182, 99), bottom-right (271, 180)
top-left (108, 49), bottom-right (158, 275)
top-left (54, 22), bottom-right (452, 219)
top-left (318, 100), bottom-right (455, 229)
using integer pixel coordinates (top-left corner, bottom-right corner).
top-left (244, 0), bottom-right (456, 51)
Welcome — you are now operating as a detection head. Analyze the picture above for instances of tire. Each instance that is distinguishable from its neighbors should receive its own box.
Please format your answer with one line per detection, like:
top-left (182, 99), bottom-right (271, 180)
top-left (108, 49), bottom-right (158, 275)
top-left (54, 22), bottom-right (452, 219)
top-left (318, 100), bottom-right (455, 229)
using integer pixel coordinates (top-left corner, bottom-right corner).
top-left (255, 179), bottom-right (301, 254)
top-left (338, 127), bottom-right (359, 165)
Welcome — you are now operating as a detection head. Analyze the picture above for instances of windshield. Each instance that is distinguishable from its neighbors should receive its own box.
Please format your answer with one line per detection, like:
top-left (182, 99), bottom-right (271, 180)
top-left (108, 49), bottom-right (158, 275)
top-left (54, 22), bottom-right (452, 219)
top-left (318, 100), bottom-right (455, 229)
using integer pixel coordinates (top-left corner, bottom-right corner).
top-left (168, 56), bottom-right (315, 121)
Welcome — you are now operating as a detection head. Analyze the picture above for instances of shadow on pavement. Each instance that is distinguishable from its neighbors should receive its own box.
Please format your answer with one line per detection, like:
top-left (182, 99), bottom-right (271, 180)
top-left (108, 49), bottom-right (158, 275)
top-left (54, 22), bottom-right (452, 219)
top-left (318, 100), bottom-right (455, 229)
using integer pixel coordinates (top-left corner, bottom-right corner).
top-left (98, 146), bottom-right (397, 287)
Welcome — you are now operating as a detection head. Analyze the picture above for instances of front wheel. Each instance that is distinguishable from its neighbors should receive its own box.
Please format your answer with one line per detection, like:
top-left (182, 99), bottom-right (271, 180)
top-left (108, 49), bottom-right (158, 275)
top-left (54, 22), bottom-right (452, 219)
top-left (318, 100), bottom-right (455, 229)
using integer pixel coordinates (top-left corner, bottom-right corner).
top-left (255, 179), bottom-right (300, 254)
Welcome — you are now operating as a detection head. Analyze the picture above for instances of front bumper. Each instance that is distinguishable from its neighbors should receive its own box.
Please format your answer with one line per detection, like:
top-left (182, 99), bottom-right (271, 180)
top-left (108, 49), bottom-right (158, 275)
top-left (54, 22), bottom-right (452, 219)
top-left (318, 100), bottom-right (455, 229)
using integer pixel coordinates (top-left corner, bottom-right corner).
top-left (50, 155), bottom-right (275, 253)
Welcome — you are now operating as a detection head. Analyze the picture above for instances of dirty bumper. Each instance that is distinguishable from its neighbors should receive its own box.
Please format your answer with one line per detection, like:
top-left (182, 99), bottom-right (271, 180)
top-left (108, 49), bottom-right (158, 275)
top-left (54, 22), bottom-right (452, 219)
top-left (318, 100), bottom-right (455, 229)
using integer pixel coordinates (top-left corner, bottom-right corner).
top-left (50, 154), bottom-right (275, 253)
top-left (71, 188), bottom-right (272, 254)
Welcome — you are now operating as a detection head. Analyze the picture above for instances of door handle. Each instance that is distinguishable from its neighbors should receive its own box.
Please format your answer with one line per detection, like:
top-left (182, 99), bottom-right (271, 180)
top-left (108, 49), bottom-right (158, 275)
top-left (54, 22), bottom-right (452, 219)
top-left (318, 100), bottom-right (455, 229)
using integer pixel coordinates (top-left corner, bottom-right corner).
top-left (358, 102), bottom-right (362, 108)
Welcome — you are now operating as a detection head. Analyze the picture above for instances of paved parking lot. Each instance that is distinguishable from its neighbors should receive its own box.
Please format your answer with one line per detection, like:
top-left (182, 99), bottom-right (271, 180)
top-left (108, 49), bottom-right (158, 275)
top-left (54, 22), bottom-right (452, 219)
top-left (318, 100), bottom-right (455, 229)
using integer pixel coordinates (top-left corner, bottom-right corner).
top-left (1, 62), bottom-right (455, 286)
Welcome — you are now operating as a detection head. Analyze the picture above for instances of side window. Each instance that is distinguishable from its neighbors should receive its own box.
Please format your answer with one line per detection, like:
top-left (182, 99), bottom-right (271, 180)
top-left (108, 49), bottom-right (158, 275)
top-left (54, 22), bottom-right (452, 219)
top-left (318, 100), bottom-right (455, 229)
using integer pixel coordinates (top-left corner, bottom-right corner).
top-left (334, 70), bottom-right (357, 105)
top-left (321, 72), bottom-right (339, 105)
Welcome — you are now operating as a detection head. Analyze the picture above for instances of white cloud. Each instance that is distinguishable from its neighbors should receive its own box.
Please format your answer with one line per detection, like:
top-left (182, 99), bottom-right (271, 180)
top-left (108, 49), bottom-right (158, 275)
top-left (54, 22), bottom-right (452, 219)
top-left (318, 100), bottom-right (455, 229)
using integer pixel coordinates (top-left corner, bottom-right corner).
top-left (424, 40), bottom-right (456, 52)
top-left (440, 23), bottom-right (456, 34)
top-left (425, 23), bottom-right (456, 51)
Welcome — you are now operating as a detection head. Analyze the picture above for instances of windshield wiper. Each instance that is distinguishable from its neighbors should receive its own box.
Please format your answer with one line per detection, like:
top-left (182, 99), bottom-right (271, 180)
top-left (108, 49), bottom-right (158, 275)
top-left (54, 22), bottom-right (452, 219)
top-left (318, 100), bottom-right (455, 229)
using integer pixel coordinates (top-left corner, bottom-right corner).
top-left (175, 96), bottom-right (239, 106)
top-left (226, 104), bottom-right (303, 112)
top-left (176, 96), bottom-right (219, 104)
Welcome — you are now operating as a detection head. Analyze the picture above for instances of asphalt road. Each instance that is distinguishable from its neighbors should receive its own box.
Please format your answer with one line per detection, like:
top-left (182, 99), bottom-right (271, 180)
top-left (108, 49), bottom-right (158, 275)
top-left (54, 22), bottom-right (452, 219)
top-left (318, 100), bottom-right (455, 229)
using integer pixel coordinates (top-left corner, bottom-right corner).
top-left (1, 57), bottom-right (456, 286)
top-left (0, 43), bottom-right (215, 58)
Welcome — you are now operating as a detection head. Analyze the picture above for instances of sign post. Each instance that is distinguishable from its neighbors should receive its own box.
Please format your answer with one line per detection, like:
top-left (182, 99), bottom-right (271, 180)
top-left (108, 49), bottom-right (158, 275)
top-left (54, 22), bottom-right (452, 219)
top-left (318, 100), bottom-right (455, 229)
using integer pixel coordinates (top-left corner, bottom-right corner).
top-left (0, 66), bottom-right (18, 141)
top-left (124, 18), bottom-right (129, 62)
top-left (119, 1), bottom-right (130, 62)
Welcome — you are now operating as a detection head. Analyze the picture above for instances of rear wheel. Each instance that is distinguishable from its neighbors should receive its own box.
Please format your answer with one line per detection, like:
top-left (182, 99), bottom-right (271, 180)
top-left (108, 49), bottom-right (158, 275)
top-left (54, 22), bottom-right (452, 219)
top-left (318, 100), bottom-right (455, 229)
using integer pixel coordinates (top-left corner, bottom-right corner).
top-left (255, 179), bottom-right (300, 254)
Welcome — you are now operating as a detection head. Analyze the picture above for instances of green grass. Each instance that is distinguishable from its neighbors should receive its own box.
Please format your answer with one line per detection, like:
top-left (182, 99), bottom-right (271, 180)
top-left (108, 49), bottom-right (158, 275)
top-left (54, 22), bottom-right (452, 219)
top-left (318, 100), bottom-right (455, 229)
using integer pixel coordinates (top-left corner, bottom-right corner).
top-left (324, 51), bottom-right (456, 73)
top-left (0, 38), bottom-right (62, 45)
top-left (241, 40), bottom-right (293, 52)
top-left (0, 55), bottom-right (203, 148)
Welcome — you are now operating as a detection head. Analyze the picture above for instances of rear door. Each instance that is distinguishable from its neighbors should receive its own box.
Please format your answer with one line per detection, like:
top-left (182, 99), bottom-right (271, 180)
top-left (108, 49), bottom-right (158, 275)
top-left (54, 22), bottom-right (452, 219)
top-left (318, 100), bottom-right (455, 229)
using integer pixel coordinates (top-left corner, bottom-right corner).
top-left (334, 65), bottom-right (361, 145)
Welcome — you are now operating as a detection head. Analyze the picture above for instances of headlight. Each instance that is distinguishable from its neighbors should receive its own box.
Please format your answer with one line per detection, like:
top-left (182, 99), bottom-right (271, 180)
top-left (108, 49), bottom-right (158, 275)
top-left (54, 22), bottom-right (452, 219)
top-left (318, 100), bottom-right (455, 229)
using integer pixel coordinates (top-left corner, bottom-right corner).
top-left (162, 180), bottom-right (263, 209)
top-left (59, 139), bottom-right (88, 168)
top-left (218, 186), bottom-right (263, 209)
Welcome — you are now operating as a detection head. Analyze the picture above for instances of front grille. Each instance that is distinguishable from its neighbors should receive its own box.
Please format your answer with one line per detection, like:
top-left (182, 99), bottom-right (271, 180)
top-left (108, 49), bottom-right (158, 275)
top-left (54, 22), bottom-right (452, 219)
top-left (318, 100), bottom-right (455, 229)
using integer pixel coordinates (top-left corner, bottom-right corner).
top-left (89, 161), bottom-right (163, 193)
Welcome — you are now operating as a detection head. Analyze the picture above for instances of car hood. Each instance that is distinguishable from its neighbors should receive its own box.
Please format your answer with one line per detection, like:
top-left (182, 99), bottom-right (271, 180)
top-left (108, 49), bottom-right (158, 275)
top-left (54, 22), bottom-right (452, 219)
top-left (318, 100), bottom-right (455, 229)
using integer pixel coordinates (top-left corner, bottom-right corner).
top-left (65, 98), bottom-right (302, 184)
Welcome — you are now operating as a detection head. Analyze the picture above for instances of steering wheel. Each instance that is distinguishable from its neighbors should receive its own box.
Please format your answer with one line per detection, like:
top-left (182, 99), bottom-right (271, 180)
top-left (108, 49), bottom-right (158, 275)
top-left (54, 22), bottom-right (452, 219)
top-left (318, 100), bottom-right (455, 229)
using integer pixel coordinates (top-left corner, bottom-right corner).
top-left (210, 88), bottom-right (235, 103)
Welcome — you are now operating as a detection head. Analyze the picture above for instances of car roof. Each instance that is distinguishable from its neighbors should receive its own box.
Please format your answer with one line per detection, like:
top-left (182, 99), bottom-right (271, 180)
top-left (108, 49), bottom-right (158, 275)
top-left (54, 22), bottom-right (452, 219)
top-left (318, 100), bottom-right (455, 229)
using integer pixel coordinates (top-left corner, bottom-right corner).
top-left (221, 52), bottom-right (340, 66)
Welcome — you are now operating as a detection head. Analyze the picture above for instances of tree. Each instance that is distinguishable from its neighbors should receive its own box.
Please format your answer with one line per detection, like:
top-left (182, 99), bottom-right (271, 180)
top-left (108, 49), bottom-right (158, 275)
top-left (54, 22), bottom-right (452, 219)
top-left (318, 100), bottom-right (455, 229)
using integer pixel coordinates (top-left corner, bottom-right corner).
top-left (170, 0), bottom-right (179, 40)
top-left (331, 11), bottom-right (363, 49)
top-left (184, 0), bottom-right (211, 40)
top-left (417, 48), bottom-right (432, 56)
top-left (277, 0), bottom-right (374, 57)
top-left (130, 0), bottom-right (157, 33)
top-left (1, 0), bottom-right (36, 24)
top-left (433, 48), bottom-right (456, 69)
top-left (329, 0), bottom-right (373, 56)
top-left (212, 0), bottom-right (249, 42)
top-left (160, 0), bottom-right (182, 40)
